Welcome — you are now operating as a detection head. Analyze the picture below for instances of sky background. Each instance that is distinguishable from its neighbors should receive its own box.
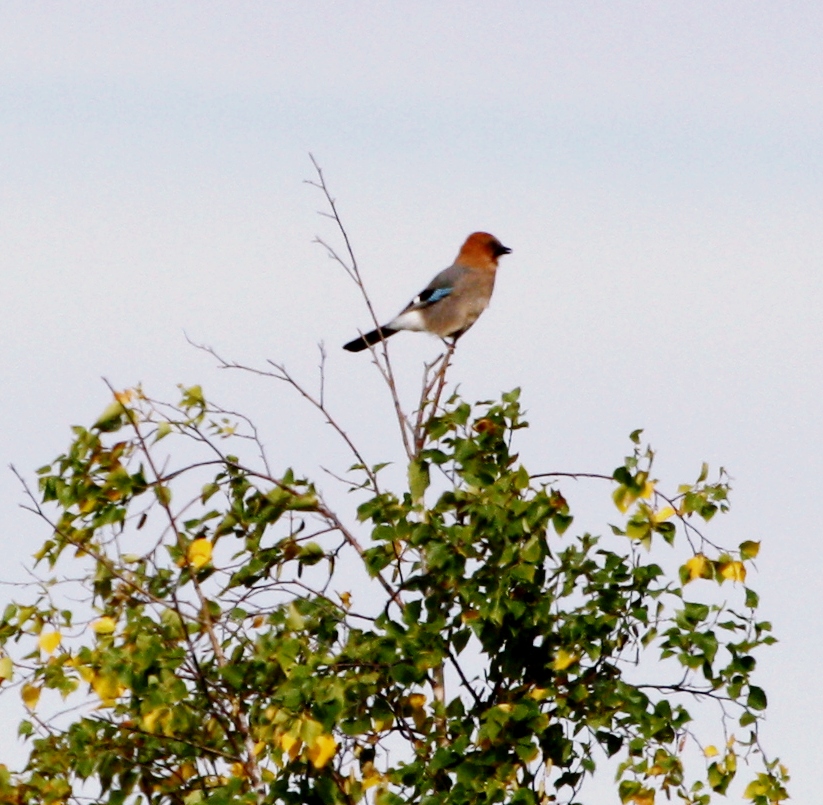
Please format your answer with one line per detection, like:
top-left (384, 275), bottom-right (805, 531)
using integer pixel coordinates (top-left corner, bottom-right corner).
top-left (1, 2), bottom-right (821, 801)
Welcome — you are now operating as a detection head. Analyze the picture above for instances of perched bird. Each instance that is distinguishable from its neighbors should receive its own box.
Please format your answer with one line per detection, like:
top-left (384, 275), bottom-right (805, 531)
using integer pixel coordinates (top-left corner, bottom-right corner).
top-left (343, 232), bottom-right (511, 352)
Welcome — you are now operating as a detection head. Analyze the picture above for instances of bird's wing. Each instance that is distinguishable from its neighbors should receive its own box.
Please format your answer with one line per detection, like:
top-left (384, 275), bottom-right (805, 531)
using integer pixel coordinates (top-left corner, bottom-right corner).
top-left (402, 264), bottom-right (464, 311)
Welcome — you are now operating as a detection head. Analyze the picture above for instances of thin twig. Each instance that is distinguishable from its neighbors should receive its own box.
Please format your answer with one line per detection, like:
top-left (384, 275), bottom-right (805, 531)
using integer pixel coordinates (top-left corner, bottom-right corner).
top-left (187, 335), bottom-right (381, 492)
top-left (412, 343), bottom-right (455, 454)
top-left (306, 155), bottom-right (414, 459)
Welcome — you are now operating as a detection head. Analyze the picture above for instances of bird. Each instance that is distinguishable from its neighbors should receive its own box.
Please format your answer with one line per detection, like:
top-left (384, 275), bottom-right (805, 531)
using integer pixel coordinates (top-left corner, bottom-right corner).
top-left (343, 232), bottom-right (511, 352)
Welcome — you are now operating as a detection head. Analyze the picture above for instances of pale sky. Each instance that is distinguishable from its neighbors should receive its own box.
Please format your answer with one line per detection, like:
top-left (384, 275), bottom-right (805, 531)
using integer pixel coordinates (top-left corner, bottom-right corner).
top-left (1, 3), bottom-right (821, 802)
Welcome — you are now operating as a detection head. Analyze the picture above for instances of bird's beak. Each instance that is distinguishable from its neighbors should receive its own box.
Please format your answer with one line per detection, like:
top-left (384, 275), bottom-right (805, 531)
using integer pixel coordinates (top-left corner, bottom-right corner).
top-left (496, 244), bottom-right (512, 257)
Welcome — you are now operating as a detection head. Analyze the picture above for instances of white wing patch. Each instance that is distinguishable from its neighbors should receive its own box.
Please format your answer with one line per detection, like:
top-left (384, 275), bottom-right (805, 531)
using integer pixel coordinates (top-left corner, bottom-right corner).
top-left (389, 309), bottom-right (427, 332)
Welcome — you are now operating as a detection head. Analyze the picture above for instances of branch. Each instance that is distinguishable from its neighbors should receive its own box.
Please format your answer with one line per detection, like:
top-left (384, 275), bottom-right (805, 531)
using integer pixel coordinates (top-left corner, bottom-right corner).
top-left (105, 381), bottom-right (266, 801)
top-left (186, 335), bottom-right (382, 492)
top-left (412, 343), bottom-right (455, 455)
top-left (306, 155), bottom-right (414, 459)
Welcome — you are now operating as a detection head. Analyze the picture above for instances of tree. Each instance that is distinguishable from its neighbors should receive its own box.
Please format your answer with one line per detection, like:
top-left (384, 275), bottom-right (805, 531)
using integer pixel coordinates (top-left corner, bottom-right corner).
top-left (0, 165), bottom-right (787, 805)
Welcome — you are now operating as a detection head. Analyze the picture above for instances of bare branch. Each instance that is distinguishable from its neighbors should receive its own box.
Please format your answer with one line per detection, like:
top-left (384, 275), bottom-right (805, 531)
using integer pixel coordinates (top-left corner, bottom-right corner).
top-left (186, 335), bottom-right (382, 491)
top-left (306, 155), bottom-right (414, 459)
top-left (412, 343), bottom-right (455, 454)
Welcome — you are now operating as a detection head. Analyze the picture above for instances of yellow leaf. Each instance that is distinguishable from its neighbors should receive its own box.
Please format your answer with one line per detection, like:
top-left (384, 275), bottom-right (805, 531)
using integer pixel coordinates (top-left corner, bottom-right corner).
top-left (528, 687), bottom-right (550, 701)
top-left (92, 616), bottom-right (117, 635)
top-left (338, 591), bottom-right (351, 609)
top-left (91, 671), bottom-right (123, 705)
top-left (654, 506), bottom-right (676, 522)
top-left (0, 656), bottom-right (13, 683)
top-left (38, 630), bottom-right (61, 655)
top-left (626, 518), bottom-right (651, 541)
top-left (187, 538), bottom-right (212, 570)
top-left (613, 485), bottom-right (633, 513)
top-left (182, 384), bottom-right (205, 405)
top-left (279, 732), bottom-right (302, 761)
top-left (143, 707), bottom-right (168, 733)
top-left (408, 693), bottom-right (426, 710)
top-left (630, 791), bottom-right (655, 805)
top-left (230, 762), bottom-right (246, 778)
top-left (684, 554), bottom-right (710, 583)
top-left (21, 682), bottom-right (41, 709)
top-left (307, 734), bottom-right (338, 769)
top-left (71, 659), bottom-right (95, 684)
top-left (743, 779), bottom-right (767, 798)
top-left (719, 560), bottom-right (746, 583)
top-left (552, 649), bottom-right (579, 672)
top-left (79, 497), bottom-right (97, 514)
top-left (640, 479), bottom-right (656, 499)
top-left (704, 745), bottom-right (719, 758)
top-left (176, 762), bottom-right (196, 782)
top-left (362, 768), bottom-right (385, 790)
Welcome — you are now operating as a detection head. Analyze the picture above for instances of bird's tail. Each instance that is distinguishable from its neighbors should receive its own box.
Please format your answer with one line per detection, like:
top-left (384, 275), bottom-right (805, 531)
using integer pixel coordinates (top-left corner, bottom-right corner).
top-left (343, 327), bottom-right (398, 352)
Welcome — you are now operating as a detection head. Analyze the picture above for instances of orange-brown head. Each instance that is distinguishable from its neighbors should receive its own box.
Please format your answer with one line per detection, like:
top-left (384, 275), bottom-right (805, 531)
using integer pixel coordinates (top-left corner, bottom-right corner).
top-left (455, 232), bottom-right (512, 270)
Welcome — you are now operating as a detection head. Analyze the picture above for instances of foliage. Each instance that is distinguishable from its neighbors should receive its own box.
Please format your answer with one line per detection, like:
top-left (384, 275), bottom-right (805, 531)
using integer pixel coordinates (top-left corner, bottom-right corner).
top-left (0, 161), bottom-right (786, 804)
top-left (0, 381), bottom-right (787, 805)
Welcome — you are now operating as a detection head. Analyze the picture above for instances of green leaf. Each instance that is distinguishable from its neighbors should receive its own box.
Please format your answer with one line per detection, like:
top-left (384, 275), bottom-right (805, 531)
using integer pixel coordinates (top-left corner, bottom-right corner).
top-left (180, 384), bottom-right (205, 408)
top-left (739, 540), bottom-right (760, 560)
top-left (298, 542), bottom-right (325, 565)
top-left (747, 685), bottom-right (767, 710)
top-left (408, 458), bottom-right (430, 502)
top-left (521, 535), bottom-right (542, 563)
top-left (154, 421), bottom-right (173, 442)
top-left (389, 663), bottom-right (422, 685)
top-left (201, 481), bottom-right (220, 503)
top-left (93, 400), bottom-right (126, 432)
top-left (739, 710), bottom-right (757, 727)
top-left (154, 485), bottom-right (172, 506)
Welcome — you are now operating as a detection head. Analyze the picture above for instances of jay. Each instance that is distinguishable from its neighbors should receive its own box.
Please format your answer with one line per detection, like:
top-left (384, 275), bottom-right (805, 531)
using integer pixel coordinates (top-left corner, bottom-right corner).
top-left (343, 232), bottom-right (511, 352)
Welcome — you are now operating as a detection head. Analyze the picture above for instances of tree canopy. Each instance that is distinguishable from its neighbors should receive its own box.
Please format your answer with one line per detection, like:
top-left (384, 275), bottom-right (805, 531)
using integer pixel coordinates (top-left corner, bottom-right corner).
top-left (0, 168), bottom-right (787, 805)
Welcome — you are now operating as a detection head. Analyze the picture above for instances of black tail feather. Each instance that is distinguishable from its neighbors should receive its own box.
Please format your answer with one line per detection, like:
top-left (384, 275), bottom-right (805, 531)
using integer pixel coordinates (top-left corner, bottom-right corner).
top-left (343, 327), bottom-right (398, 352)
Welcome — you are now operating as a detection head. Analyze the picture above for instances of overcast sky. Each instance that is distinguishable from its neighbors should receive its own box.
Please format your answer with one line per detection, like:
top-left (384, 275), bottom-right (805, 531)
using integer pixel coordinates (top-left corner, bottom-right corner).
top-left (1, 3), bottom-right (821, 802)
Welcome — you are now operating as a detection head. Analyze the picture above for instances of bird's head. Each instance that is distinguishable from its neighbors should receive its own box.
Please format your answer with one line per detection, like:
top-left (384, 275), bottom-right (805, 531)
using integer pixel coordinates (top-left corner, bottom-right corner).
top-left (457, 232), bottom-right (512, 269)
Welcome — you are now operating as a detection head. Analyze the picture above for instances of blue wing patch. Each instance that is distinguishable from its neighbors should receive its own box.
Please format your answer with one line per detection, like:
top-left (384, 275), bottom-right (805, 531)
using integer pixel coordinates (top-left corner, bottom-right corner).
top-left (418, 286), bottom-right (453, 305)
